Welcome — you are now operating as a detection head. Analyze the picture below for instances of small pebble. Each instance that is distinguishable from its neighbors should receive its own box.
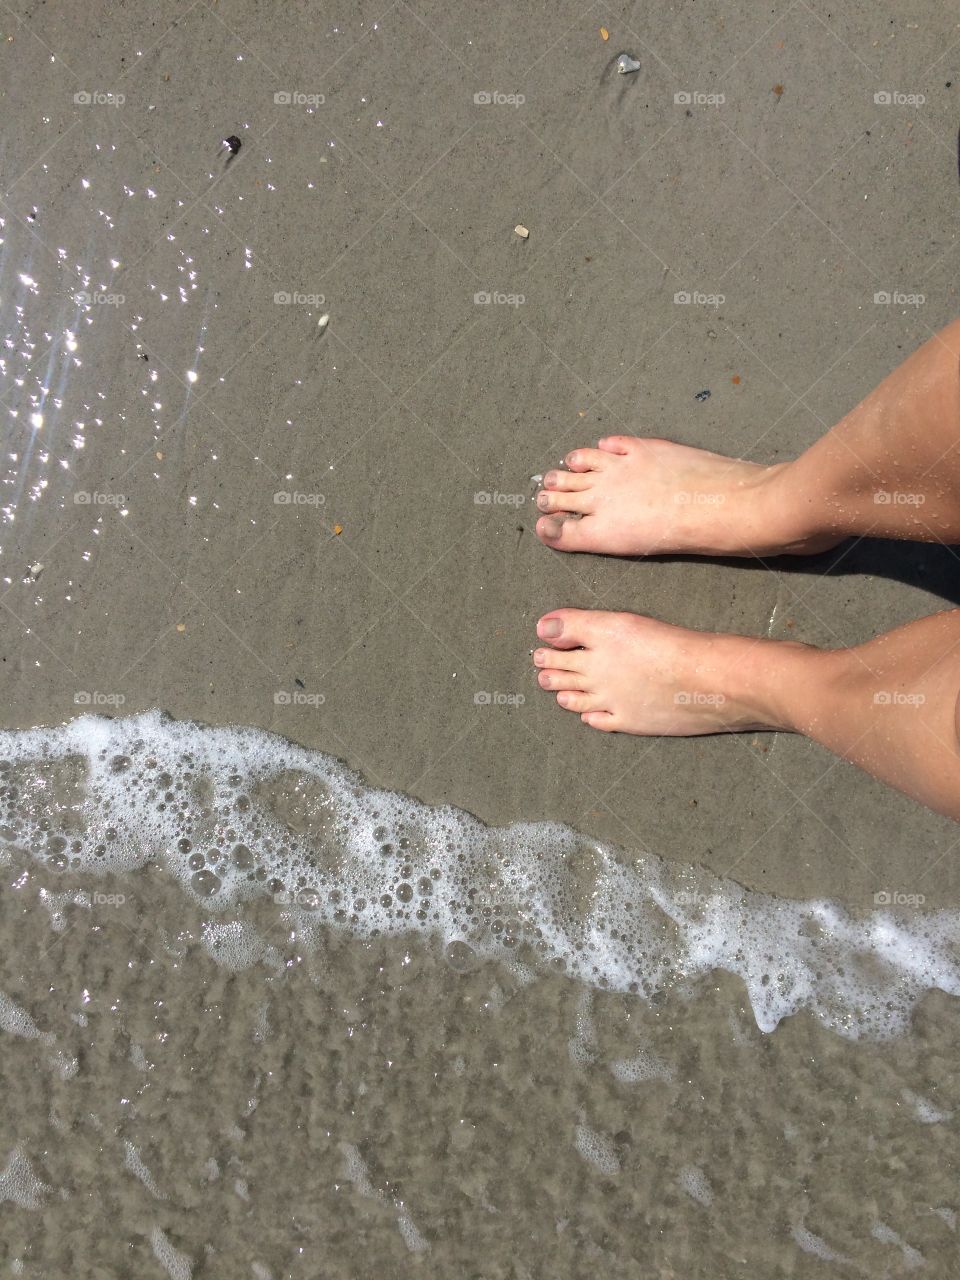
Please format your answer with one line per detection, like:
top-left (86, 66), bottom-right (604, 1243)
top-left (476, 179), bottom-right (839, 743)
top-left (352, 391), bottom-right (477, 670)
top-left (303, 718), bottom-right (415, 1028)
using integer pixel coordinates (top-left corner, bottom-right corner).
top-left (616, 53), bottom-right (641, 74)
top-left (317, 314), bottom-right (330, 332)
top-left (514, 224), bottom-right (529, 239)
top-left (223, 135), bottom-right (242, 156)
top-left (25, 562), bottom-right (43, 582)
top-left (694, 389), bottom-right (711, 402)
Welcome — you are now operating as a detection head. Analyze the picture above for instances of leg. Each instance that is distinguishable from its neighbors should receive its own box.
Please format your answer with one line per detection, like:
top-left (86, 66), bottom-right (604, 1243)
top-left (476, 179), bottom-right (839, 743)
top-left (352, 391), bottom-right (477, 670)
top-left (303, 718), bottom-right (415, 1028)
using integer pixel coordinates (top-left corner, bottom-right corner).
top-left (535, 319), bottom-right (960, 555)
top-left (533, 609), bottom-right (960, 821)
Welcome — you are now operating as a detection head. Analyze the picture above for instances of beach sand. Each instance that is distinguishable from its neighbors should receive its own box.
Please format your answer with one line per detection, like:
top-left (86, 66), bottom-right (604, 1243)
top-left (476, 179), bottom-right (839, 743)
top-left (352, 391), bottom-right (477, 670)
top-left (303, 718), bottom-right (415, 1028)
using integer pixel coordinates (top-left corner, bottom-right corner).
top-left (1, 1), bottom-right (959, 1275)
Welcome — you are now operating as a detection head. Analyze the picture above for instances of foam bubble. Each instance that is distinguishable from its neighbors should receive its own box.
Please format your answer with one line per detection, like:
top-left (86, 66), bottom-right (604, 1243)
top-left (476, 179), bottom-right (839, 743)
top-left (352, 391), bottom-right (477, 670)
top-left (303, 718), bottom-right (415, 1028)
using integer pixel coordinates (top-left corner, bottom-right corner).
top-left (0, 1148), bottom-right (49, 1210)
top-left (790, 1225), bottom-right (850, 1264)
top-left (150, 1226), bottom-right (193, 1280)
top-left (574, 1123), bottom-right (620, 1176)
top-left (678, 1165), bottom-right (713, 1207)
top-left (2, 710), bottom-right (960, 1040)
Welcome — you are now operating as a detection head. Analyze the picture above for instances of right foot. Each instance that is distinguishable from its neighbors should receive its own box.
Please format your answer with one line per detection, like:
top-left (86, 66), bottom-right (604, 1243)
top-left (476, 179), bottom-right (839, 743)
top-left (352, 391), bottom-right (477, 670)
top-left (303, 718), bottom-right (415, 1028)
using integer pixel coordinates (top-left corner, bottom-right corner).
top-left (534, 435), bottom-right (841, 558)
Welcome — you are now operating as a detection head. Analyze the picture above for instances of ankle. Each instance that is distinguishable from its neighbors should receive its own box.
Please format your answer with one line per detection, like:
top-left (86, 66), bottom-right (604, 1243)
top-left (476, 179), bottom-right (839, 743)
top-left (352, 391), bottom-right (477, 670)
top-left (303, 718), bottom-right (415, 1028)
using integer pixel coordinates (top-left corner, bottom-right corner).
top-left (721, 635), bottom-right (844, 734)
top-left (757, 461), bottom-right (837, 549)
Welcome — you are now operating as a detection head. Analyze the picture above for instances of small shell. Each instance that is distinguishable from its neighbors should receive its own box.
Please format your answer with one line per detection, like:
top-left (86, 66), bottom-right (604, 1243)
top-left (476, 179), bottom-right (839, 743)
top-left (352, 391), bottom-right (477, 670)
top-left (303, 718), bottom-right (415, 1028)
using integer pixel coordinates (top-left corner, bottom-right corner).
top-left (317, 314), bottom-right (330, 332)
top-left (514, 224), bottom-right (529, 239)
top-left (616, 53), bottom-right (641, 74)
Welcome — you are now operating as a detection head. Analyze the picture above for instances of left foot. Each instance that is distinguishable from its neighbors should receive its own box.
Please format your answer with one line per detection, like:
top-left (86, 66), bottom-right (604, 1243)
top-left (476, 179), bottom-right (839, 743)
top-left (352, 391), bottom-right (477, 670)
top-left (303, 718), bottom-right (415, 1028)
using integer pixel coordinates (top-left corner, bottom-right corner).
top-left (533, 608), bottom-right (813, 735)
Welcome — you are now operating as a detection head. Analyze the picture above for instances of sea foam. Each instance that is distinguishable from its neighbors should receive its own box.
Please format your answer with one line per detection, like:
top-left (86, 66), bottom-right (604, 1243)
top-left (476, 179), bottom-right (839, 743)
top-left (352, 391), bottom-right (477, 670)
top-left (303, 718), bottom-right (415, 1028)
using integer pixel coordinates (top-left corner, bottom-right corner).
top-left (1, 710), bottom-right (958, 1040)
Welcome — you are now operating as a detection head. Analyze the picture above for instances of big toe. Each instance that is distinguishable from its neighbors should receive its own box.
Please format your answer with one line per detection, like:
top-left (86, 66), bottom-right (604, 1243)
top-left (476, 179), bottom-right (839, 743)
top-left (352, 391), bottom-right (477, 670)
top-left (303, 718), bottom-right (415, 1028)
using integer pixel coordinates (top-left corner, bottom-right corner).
top-left (536, 608), bottom-right (601, 649)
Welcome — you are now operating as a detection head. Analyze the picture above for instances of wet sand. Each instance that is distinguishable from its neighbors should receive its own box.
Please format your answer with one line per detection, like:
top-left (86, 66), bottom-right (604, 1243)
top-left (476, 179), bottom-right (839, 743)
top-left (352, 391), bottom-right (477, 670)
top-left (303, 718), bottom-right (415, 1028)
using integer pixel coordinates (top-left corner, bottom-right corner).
top-left (2, 1), bottom-right (960, 1275)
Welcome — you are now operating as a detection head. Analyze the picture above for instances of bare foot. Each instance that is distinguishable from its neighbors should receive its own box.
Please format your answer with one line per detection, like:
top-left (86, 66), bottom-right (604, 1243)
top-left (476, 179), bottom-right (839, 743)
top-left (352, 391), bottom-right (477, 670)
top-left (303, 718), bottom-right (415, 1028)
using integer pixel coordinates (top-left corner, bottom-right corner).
top-left (533, 608), bottom-right (817, 735)
top-left (534, 435), bottom-right (840, 557)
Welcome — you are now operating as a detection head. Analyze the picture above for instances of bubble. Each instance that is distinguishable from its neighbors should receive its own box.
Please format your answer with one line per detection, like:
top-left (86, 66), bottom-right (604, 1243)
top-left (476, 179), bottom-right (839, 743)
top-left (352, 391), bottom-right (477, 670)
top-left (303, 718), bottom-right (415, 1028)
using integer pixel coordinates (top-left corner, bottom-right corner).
top-left (231, 844), bottom-right (254, 868)
top-left (191, 869), bottom-right (221, 897)
top-left (444, 941), bottom-right (477, 973)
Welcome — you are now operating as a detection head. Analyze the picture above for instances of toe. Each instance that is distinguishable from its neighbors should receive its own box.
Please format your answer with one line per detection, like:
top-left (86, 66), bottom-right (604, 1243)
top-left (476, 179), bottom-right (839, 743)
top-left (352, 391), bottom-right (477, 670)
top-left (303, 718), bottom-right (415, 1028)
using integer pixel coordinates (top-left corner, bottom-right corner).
top-left (533, 647), bottom-right (586, 671)
top-left (535, 513), bottom-right (600, 552)
top-left (536, 488), bottom-right (592, 515)
top-left (536, 608), bottom-right (600, 649)
top-left (538, 669), bottom-right (588, 692)
top-left (581, 710), bottom-right (618, 731)
top-left (542, 469), bottom-right (592, 492)
top-left (564, 448), bottom-right (609, 472)
top-left (597, 435), bottom-right (636, 455)
top-left (556, 690), bottom-right (605, 713)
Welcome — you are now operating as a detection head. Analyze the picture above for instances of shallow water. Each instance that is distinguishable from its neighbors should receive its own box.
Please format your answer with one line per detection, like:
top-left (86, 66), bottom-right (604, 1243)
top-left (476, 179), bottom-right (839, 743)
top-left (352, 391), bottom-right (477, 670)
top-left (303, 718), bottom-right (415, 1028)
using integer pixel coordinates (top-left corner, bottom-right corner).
top-left (0, 713), bottom-right (959, 1276)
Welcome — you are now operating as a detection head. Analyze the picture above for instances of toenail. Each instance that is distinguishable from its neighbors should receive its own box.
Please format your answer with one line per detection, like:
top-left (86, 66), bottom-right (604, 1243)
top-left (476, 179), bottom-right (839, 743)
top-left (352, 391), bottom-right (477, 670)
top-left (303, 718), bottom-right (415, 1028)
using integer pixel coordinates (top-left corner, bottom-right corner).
top-left (536, 492), bottom-right (550, 510)
top-left (533, 649), bottom-right (547, 666)
top-left (539, 515), bottom-right (564, 539)
top-left (544, 470), bottom-right (559, 487)
top-left (538, 618), bottom-right (563, 639)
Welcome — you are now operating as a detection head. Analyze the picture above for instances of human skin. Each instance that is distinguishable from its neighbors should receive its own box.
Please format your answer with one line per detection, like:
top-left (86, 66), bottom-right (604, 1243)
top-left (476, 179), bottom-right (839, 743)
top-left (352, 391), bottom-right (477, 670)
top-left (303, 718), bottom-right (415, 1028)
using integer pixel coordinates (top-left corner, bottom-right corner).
top-left (532, 320), bottom-right (960, 820)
